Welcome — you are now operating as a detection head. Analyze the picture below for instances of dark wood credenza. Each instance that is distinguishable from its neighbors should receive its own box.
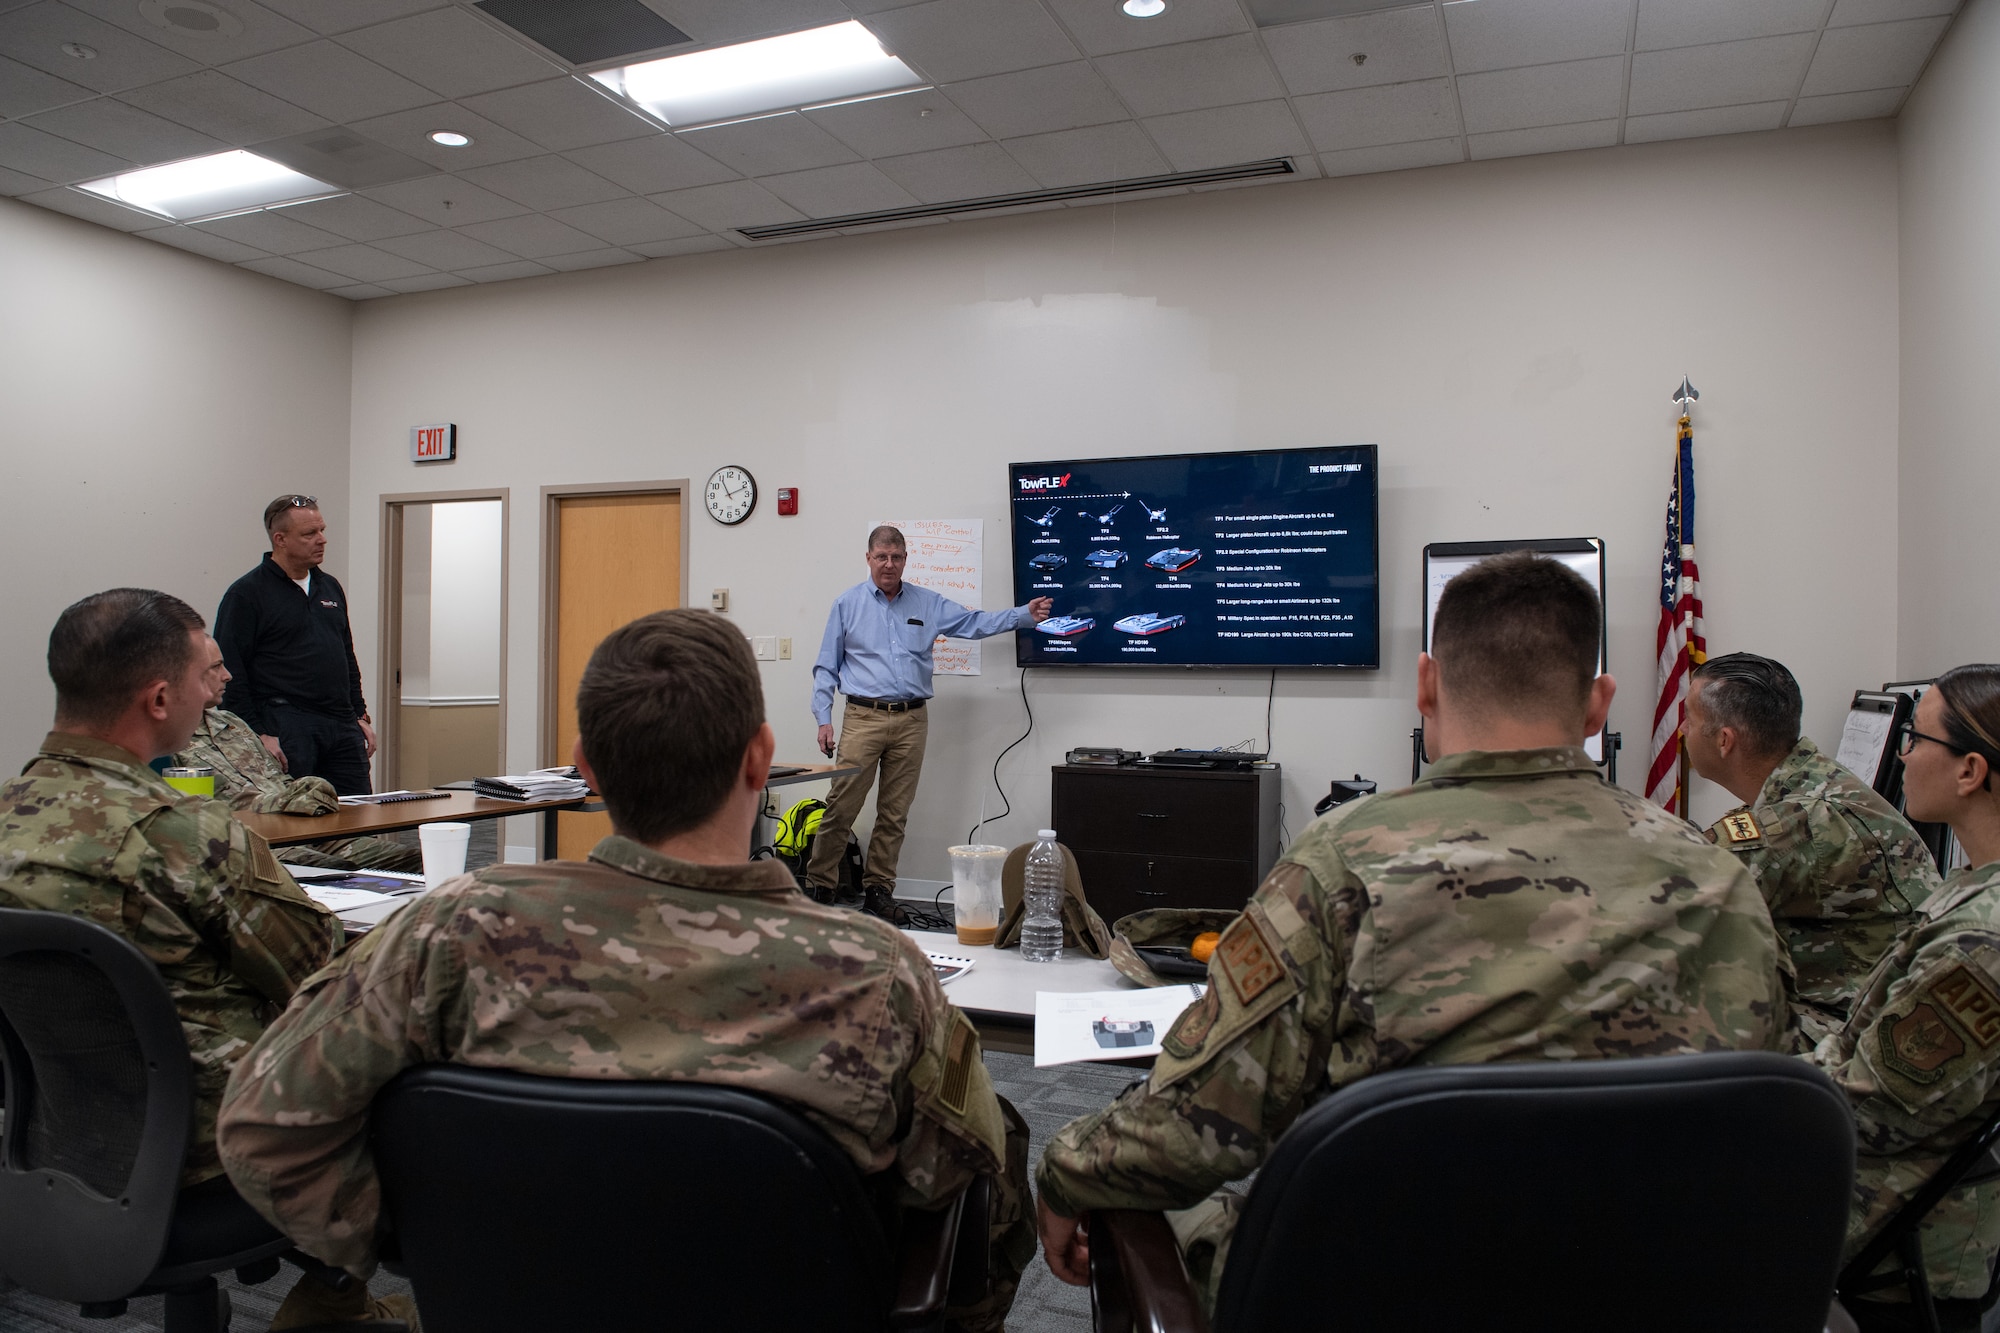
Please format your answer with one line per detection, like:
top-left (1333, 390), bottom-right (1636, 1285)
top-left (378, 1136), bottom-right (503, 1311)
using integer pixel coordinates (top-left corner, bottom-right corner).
top-left (1050, 763), bottom-right (1282, 926)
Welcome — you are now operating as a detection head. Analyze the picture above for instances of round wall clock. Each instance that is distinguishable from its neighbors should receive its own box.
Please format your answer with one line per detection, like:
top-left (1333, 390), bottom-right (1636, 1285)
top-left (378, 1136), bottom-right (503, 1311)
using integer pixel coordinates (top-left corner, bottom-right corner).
top-left (705, 465), bottom-right (757, 525)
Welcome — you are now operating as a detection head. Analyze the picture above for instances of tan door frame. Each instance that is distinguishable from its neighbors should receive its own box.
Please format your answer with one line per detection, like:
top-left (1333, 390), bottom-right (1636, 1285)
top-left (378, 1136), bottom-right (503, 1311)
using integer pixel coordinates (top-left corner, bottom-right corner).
top-left (377, 487), bottom-right (511, 791)
top-left (538, 480), bottom-right (691, 767)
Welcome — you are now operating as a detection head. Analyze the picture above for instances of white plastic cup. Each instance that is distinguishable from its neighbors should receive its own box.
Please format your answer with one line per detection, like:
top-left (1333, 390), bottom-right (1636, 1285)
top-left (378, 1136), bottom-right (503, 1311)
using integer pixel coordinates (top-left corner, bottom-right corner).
top-left (947, 844), bottom-right (1007, 946)
top-left (419, 822), bottom-right (472, 889)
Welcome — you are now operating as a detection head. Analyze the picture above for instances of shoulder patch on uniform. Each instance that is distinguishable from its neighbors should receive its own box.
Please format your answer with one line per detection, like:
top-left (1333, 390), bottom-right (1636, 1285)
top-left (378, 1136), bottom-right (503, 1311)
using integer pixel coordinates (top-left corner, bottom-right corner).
top-left (1217, 912), bottom-right (1285, 1007)
top-left (1932, 965), bottom-right (2000, 1048)
top-left (1880, 1004), bottom-right (1966, 1083)
top-left (935, 1010), bottom-right (975, 1117)
top-left (1262, 885), bottom-right (1308, 941)
top-left (1719, 811), bottom-right (1763, 844)
top-left (1161, 986), bottom-right (1219, 1059)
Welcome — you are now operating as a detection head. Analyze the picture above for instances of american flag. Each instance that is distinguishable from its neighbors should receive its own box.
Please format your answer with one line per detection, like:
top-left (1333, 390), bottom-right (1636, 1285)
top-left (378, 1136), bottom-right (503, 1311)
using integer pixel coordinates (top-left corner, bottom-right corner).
top-left (1648, 414), bottom-right (1706, 813)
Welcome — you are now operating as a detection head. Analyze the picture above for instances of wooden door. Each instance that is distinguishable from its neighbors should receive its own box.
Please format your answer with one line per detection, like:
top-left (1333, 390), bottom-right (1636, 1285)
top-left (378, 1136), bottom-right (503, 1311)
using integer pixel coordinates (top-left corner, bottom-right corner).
top-left (553, 491), bottom-right (682, 858)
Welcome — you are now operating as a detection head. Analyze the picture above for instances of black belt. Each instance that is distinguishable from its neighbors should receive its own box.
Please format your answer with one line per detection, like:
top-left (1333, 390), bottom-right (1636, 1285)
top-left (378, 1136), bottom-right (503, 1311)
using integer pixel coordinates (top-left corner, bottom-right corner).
top-left (848, 696), bottom-right (925, 713)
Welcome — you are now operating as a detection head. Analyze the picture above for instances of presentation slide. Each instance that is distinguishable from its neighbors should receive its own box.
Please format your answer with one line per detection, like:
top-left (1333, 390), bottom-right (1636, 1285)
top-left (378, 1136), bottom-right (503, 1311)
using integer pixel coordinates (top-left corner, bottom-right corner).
top-left (1009, 445), bottom-right (1379, 668)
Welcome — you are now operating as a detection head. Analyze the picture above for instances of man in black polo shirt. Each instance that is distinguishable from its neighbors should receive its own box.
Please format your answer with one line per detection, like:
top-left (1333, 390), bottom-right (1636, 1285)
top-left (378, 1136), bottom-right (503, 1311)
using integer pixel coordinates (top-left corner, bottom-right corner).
top-left (214, 495), bottom-right (375, 795)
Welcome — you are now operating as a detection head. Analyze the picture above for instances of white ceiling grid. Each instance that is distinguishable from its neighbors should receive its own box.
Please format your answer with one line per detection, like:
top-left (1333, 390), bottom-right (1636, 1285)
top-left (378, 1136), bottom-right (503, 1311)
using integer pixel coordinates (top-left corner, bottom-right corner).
top-left (0, 0), bottom-right (1961, 299)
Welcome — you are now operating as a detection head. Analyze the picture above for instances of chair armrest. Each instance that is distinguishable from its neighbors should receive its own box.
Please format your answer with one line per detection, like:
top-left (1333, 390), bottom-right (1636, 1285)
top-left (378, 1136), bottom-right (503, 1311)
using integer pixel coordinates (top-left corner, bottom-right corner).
top-left (890, 1188), bottom-right (968, 1330)
top-left (1088, 1210), bottom-right (1209, 1333)
top-left (946, 1175), bottom-right (992, 1308)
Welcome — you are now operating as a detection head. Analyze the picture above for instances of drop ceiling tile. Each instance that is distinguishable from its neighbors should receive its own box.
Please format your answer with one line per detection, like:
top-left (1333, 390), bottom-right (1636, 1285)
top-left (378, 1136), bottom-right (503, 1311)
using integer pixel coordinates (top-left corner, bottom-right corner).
top-left (1140, 100), bottom-right (1311, 170)
top-left (803, 88), bottom-right (987, 158)
top-left (327, 282), bottom-right (395, 298)
top-left (454, 257), bottom-right (553, 281)
top-left (862, 0), bottom-right (1080, 84)
top-left (1041, 0), bottom-right (1250, 56)
top-left (1292, 76), bottom-right (1459, 151)
top-left (647, 0), bottom-right (851, 45)
top-left (940, 62), bottom-right (1128, 140)
top-left (1828, 0), bottom-right (1958, 24)
top-left (22, 98), bottom-right (225, 165)
top-left (0, 53), bottom-right (94, 118)
top-left (237, 253), bottom-right (348, 287)
top-left (336, 7), bottom-right (561, 101)
top-left (249, 125), bottom-right (433, 187)
top-left (539, 246), bottom-right (641, 271)
top-left (256, 0), bottom-right (449, 36)
top-left (0, 120), bottom-right (129, 182)
top-left (1626, 99), bottom-right (1786, 141)
top-left (379, 270), bottom-right (471, 291)
top-left (461, 77), bottom-right (658, 152)
top-left (1628, 33), bottom-right (1817, 114)
top-left (117, 70), bottom-right (329, 141)
top-left (62, 0), bottom-right (314, 64)
top-left (1800, 15), bottom-right (1951, 94)
top-left (456, 153), bottom-right (625, 210)
top-left (372, 226), bottom-right (519, 267)
top-left (646, 178), bottom-right (802, 230)
top-left (224, 40), bottom-right (436, 123)
top-left (1635, 0), bottom-right (1832, 50)
top-left (269, 191), bottom-right (432, 240)
top-left (1095, 35), bottom-right (1287, 117)
top-left (193, 208), bottom-right (349, 253)
top-left (360, 172), bottom-right (531, 224)
top-left (546, 195), bottom-right (703, 245)
top-left (1443, 0), bottom-right (1636, 74)
top-left (629, 233), bottom-right (731, 257)
top-left (0, 163), bottom-right (51, 193)
top-left (347, 103), bottom-right (542, 170)
top-left (136, 223), bottom-right (267, 261)
top-left (0, 3), bottom-right (199, 93)
top-left (564, 134), bottom-right (735, 194)
top-left (874, 140), bottom-right (1037, 200)
top-left (676, 112), bottom-right (857, 176)
top-left (1789, 85), bottom-right (1904, 123)
top-left (1317, 135), bottom-right (1462, 177)
top-left (1466, 117), bottom-right (1618, 158)
top-left (1262, 8), bottom-right (1449, 97)
top-left (1455, 55), bottom-right (1627, 133)
top-left (290, 240), bottom-right (432, 280)
top-left (21, 183), bottom-right (159, 227)
top-left (1000, 121), bottom-right (1169, 187)
top-left (758, 160), bottom-right (918, 216)
top-left (846, 0), bottom-right (929, 11)
top-left (456, 211), bottom-right (602, 257)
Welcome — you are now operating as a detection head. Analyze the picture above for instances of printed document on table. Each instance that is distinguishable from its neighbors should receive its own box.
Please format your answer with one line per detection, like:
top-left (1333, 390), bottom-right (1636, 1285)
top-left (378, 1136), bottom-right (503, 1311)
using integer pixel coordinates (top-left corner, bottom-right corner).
top-left (1034, 985), bottom-right (1205, 1068)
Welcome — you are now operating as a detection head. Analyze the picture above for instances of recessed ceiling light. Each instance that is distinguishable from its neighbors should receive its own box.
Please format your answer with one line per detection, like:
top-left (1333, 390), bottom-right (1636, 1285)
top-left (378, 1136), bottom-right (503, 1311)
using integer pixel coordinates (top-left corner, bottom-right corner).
top-left (1123, 0), bottom-right (1168, 16)
top-left (429, 130), bottom-right (472, 147)
top-left (591, 20), bottom-right (921, 128)
top-left (76, 149), bottom-right (342, 222)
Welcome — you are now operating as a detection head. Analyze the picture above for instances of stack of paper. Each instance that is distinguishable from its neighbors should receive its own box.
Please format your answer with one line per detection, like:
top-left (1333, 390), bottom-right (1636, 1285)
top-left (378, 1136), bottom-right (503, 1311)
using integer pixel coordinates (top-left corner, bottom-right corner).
top-left (1033, 985), bottom-right (1207, 1067)
top-left (473, 767), bottom-right (588, 801)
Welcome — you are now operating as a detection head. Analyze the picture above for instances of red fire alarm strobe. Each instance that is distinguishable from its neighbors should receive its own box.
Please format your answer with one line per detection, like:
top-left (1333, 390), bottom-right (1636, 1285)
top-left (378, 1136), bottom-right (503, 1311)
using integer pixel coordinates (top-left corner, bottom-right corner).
top-left (410, 424), bottom-right (456, 463)
top-left (776, 487), bottom-right (798, 516)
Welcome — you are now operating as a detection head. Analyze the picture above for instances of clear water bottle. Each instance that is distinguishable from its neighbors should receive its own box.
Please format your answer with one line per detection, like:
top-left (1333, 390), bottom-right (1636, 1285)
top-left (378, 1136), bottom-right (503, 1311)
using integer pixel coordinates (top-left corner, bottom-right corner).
top-left (1021, 829), bottom-right (1065, 963)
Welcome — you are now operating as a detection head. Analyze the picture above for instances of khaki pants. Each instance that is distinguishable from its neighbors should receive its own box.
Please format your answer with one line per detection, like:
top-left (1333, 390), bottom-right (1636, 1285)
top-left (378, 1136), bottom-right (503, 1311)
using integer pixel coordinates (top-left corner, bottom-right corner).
top-left (807, 701), bottom-right (928, 894)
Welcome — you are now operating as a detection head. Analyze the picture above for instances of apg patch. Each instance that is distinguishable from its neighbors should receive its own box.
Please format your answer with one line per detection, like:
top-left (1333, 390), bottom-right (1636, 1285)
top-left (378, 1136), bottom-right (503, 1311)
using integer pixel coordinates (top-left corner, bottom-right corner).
top-left (1720, 811), bottom-right (1763, 844)
top-left (1217, 914), bottom-right (1285, 1007)
top-left (1880, 1003), bottom-right (1966, 1084)
top-left (1932, 965), bottom-right (2000, 1048)
top-left (1162, 986), bottom-right (1220, 1059)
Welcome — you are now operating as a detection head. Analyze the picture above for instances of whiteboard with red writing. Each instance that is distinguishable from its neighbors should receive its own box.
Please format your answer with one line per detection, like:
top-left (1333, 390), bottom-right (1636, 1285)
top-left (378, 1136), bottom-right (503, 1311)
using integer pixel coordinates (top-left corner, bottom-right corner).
top-left (875, 519), bottom-right (983, 675)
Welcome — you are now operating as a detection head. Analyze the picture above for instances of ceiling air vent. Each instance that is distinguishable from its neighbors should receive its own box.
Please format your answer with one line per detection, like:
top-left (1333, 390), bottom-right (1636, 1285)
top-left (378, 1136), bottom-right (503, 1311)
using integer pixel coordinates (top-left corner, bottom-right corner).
top-left (738, 158), bottom-right (1299, 241)
top-left (475, 0), bottom-right (691, 66)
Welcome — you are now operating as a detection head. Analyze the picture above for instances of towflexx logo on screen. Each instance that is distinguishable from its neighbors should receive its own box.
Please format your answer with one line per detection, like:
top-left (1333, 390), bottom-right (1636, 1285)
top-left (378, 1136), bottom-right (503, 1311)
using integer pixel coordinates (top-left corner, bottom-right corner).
top-left (1017, 473), bottom-right (1071, 491)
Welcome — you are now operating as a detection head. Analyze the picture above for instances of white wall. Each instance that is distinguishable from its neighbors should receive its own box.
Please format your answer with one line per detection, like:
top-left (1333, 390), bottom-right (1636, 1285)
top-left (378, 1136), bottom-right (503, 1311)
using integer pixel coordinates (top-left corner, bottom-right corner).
top-left (0, 197), bottom-right (352, 764)
top-left (426, 499), bottom-right (503, 701)
top-left (1898, 0), bottom-right (1999, 677)
top-left (347, 120), bottom-right (1899, 877)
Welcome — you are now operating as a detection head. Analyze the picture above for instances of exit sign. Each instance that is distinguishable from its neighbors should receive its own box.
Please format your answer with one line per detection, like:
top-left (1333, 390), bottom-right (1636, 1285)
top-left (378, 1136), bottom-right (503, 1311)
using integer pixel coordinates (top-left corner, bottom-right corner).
top-left (410, 423), bottom-right (456, 463)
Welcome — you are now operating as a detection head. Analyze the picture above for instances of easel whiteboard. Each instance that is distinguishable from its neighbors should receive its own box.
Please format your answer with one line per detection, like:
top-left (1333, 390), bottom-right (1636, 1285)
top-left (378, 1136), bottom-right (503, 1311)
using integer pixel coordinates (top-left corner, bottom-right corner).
top-left (1834, 691), bottom-right (1909, 797)
top-left (1421, 538), bottom-right (1608, 762)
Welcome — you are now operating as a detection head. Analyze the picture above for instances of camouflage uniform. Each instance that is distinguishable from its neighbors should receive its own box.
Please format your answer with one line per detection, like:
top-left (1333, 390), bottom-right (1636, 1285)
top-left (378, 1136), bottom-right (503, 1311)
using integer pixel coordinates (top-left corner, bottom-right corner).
top-left (1814, 860), bottom-right (2000, 1302)
top-left (1037, 747), bottom-right (1786, 1308)
top-left (0, 732), bottom-right (339, 1185)
top-left (1707, 736), bottom-right (1939, 1044)
top-left (179, 708), bottom-right (421, 874)
top-left (218, 835), bottom-right (1033, 1327)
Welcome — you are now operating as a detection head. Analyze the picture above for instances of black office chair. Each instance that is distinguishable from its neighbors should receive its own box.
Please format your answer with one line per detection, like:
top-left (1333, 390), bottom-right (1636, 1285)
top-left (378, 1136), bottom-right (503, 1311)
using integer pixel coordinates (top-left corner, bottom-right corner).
top-left (371, 1064), bottom-right (991, 1332)
top-left (0, 907), bottom-right (295, 1333)
top-left (1088, 1051), bottom-right (1856, 1333)
top-left (1836, 1099), bottom-right (2000, 1333)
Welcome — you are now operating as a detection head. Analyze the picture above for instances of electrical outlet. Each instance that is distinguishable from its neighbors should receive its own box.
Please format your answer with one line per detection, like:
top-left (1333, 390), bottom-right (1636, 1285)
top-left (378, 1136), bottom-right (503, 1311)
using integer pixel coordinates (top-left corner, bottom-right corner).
top-left (752, 635), bottom-right (777, 661)
top-left (779, 637), bottom-right (792, 660)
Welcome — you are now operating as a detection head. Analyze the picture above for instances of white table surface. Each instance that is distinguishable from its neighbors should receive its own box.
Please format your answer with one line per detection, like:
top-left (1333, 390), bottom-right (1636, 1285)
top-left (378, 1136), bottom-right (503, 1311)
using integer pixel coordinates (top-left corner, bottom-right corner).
top-left (902, 928), bottom-right (1135, 1021)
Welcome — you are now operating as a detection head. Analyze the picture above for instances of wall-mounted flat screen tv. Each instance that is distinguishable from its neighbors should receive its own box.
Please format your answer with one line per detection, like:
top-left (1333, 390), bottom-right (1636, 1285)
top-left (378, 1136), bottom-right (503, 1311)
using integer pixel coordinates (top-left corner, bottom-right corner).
top-left (1009, 445), bottom-right (1380, 669)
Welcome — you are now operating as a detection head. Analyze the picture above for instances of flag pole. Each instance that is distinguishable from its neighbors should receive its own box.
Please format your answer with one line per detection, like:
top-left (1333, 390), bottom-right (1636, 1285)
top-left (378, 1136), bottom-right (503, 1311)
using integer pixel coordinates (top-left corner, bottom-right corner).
top-left (1672, 377), bottom-right (1699, 816)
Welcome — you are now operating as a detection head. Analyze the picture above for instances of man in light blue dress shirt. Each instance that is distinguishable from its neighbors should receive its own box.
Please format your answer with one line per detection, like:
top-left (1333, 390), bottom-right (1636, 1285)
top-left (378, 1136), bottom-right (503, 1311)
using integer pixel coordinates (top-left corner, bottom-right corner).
top-left (809, 525), bottom-right (1053, 922)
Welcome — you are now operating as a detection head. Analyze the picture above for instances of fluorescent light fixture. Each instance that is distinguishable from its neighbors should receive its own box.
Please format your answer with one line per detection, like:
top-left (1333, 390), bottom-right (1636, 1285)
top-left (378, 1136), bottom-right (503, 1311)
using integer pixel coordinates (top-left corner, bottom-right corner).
top-left (1123, 0), bottom-right (1168, 15)
top-left (591, 21), bottom-right (920, 127)
top-left (430, 130), bottom-right (472, 146)
top-left (76, 149), bottom-right (341, 221)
